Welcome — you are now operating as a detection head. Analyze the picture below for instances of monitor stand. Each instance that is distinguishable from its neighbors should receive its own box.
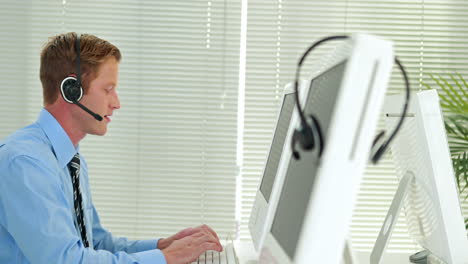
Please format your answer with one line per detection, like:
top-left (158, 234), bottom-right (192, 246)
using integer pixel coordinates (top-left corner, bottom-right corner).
top-left (370, 171), bottom-right (415, 264)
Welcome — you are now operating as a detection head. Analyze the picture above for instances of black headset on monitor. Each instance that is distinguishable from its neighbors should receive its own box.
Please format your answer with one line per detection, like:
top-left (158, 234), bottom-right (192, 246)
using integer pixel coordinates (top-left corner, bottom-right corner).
top-left (291, 35), bottom-right (410, 165)
top-left (59, 34), bottom-right (103, 121)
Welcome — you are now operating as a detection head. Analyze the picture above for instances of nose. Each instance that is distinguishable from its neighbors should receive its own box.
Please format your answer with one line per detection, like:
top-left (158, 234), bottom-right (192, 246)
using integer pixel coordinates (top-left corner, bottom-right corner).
top-left (111, 91), bottom-right (121, 110)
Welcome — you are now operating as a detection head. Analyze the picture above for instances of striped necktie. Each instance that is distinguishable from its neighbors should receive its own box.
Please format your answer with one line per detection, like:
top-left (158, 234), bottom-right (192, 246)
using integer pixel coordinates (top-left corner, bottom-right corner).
top-left (68, 153), bottom-right (89, 248)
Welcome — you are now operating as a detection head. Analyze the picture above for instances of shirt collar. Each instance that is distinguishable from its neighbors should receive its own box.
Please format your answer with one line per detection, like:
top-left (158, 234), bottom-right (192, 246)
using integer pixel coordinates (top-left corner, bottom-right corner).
top-left (37, 108), bottom-right (79, 168)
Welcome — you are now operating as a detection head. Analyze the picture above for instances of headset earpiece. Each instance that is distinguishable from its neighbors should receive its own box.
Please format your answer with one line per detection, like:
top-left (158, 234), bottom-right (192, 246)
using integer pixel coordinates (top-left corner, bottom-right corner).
top-left (291, 114), bottom-right (324, 160)
top-left (371, 143), bottom-right (387, 164)
top-left (370, 130), bottom-right (387, 164)
top-left (371, 131), bottom-right (385, 149)
top-left (60, 74), bottom-right (83, 103)
top-left (309, 114), bottom-right (324, 157)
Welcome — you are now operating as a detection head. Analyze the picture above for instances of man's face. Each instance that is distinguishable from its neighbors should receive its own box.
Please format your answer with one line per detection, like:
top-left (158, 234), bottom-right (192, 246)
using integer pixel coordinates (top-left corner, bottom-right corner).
top-left (72, 57), bottom-right (120, 136)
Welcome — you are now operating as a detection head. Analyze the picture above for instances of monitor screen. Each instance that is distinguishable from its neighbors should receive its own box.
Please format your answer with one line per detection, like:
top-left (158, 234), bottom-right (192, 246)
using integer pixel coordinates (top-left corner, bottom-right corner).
top-left (259, 92), bottom-right (296, 203)
top-left (270, 60), bottom-right (347, 259)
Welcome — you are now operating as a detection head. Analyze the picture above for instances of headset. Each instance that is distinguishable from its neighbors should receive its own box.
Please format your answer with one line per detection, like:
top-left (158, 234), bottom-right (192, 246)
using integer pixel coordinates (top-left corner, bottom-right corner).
top-left (291, 35), bottom-right (410, 165)
top-left (60, 34), bottom-right (103, 121)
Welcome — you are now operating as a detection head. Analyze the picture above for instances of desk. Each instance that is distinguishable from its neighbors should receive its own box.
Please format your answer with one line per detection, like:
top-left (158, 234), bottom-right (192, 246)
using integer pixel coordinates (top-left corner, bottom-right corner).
top-left (355, 251), bottom-right (413, 264)
top-left (233, 242), bottom-right (418, 263)
top-left (233, 240), bottom-right (258, 264)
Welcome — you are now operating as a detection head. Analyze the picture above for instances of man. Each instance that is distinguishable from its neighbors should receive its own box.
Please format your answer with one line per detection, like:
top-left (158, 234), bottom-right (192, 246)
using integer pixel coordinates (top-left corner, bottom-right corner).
top-left (0, 32), bottom-right (222, 263)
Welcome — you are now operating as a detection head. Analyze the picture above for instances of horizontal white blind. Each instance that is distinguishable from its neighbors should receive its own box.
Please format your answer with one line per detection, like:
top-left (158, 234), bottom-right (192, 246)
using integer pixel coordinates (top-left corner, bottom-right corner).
top-left (242, 0), bottom-right (468, 255)
top-left (0, 3), bottom-right (33, 136)
top-left (0, 0), bottom-right (241, 240)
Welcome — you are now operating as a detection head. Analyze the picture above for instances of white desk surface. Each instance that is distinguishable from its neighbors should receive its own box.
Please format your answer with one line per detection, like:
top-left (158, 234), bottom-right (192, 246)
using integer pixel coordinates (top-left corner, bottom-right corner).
top-left (231, 240), bottom-right (416, 264)
top-left (355, 251), bottom-right (413, 264)
top-left (233, 240), bottom-right (258, 264)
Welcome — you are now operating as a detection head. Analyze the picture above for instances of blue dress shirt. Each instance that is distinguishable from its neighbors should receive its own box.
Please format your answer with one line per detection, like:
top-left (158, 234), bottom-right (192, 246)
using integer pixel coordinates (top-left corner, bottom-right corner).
top-left (0, 109), bottom-right (167, 264)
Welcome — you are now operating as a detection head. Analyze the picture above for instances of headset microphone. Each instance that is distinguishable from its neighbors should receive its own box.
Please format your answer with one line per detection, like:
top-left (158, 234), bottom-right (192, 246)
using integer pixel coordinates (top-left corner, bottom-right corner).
top-left (73, 100), bottom-right (103, 121)
top-left (60, 34), bottom-right (104, 122)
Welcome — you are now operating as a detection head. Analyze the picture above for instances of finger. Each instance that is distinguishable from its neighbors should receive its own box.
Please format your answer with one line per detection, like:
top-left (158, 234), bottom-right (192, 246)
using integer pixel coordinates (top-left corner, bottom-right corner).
top-left (191, 227), bottom-right (222, 248)
top-left (199, 224), bottom-right (220, 241)
top-left (175, 227), bottom-right (197, 239)
top-left (194, 232), bottom-right (223, 251)
top-left (199, 241), bottom-right (223, 253)
top-left (196, 225), bottom-right (222, 248)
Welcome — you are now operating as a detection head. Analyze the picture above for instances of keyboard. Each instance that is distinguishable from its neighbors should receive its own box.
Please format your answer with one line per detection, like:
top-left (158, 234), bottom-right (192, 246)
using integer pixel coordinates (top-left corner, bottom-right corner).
top-left (191, 243), bottom-right (238, 264)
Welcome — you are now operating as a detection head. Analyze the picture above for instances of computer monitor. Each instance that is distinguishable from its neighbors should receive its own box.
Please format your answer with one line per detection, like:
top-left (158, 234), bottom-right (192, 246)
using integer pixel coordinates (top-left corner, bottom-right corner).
top-left (371, 89), bottom-right (468, 263)
top-left (259, 33), bottom-right (394, 264)
top-left (249, 82), bottom-right (304, 251)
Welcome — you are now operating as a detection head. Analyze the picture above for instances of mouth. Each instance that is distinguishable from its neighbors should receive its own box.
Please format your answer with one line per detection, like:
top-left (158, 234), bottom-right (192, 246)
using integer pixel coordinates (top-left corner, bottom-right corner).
top-left (104, 115), bottom-right (112, 122)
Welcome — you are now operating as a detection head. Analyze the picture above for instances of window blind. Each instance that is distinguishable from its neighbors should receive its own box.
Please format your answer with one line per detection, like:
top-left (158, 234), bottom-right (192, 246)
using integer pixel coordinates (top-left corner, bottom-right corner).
top-left (242, 0), bottom-right (468, 255)
top-left (0, 0), bottom-right (241, 240)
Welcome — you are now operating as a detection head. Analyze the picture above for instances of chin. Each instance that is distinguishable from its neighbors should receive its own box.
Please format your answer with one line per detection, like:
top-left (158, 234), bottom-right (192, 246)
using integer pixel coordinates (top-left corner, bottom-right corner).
top-left (90, 127), bottom-right (107, 136)
top-left (97, 129), bottom-right (108, 136)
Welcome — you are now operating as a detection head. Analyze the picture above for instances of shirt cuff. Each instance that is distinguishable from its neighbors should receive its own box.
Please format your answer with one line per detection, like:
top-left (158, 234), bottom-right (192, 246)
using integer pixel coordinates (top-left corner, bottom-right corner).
top-left (133, 239), bottom-right (159, 252)
top-left (134, 249), bottom-right (167, 264)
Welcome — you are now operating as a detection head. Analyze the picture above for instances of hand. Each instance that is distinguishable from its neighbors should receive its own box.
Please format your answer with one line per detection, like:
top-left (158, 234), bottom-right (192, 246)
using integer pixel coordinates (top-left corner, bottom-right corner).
top-left (161, 225), bottom-right (223, 264)
top-left (157, 224), bottom-right (220, 250)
